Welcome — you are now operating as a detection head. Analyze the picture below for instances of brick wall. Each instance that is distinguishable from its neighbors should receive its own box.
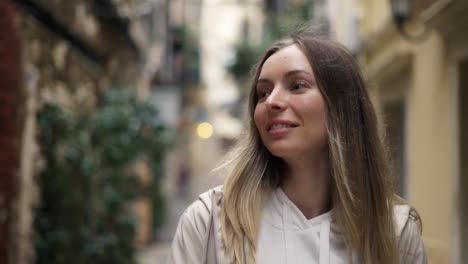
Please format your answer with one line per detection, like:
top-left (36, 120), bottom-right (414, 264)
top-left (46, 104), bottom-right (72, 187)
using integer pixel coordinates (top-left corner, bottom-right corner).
top-left (0, 2), bottom-right (23, 263)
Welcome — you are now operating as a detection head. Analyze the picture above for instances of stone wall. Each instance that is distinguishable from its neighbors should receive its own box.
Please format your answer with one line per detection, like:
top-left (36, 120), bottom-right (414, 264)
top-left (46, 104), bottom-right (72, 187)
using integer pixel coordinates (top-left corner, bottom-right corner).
top-left (5, 1), bottom-right (142, 263)
top-left (0, 2), bottom-right (24, 263)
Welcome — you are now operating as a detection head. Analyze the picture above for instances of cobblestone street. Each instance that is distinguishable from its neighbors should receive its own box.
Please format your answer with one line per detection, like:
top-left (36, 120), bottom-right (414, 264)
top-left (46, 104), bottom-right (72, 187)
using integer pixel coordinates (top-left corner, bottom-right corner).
top-left (136, 195), bottom-right (196, 263)
top-left (137, 169), bottom-right (222, 264)
top-left (137, 242), bottom-right (171, 264)
top-left (137, 192), bottom-right (191, 264)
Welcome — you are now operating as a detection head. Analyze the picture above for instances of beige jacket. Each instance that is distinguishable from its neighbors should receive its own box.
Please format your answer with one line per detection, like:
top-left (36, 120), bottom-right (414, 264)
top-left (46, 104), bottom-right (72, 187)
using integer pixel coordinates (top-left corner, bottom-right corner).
top-left (167, 186), bottom-right (427, 264)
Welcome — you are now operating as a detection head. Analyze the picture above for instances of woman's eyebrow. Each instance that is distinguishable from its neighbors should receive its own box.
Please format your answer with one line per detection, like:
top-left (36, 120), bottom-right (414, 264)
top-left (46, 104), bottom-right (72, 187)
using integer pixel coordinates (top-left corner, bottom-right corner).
top-left (284, 69), bottom-right (311, 78)
top-left (257, 70), bottom-right (312, 85)
top-left (256, 78), bottom-right (273, 85)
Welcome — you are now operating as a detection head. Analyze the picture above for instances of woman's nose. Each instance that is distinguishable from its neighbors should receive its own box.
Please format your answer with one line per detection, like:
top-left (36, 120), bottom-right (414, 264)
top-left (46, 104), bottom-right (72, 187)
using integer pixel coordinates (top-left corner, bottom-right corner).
top-left (265, 88), bottom-right (286, 111)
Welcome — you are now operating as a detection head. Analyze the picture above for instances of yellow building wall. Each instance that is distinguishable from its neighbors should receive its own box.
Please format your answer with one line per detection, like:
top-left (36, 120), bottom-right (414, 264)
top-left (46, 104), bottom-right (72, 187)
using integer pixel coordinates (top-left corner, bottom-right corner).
top-left (361, 0), bottom-right (390, 36)
top-left (357, 1), bottom-right (456, 263)
top-left (406, 33), bottom-right (453, 263)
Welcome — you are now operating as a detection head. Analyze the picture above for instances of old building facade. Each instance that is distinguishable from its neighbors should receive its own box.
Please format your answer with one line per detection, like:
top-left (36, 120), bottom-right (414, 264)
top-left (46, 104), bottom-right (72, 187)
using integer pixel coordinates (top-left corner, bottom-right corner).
top-left (327, 0), bottom-right (468, 263)
top-left (0, 0), bottom-right (174, 263)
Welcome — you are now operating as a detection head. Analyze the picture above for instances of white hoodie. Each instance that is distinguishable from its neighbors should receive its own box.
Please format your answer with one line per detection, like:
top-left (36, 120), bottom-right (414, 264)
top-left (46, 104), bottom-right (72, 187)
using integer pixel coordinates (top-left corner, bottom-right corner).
top-left (168, 186), bottom-right (427, 264)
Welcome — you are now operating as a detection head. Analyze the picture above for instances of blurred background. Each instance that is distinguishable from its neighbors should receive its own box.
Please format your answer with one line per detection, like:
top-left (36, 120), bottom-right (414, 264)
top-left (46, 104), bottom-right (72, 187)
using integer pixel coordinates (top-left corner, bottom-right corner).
top-left (0, 0), bottom-right (466, 263)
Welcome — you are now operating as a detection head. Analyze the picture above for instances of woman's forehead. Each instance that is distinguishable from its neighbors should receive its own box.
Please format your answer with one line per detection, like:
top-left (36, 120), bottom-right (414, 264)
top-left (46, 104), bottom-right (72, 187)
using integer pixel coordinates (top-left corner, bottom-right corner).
top-left (259, 45), bottom-right (314, 79)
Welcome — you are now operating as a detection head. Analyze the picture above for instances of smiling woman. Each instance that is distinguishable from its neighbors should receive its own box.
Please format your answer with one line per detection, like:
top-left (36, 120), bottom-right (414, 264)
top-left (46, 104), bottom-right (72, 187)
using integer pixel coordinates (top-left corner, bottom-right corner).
top-left (167, 26), bottom-right (427, 264)
top-left (254, 45), bottom-right (328, 162)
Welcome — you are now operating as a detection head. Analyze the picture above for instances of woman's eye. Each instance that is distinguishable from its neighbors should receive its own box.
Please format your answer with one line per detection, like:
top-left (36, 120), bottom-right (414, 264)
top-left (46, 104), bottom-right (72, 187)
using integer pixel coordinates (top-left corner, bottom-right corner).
top-left (257, 91), bottom-right (271, 101)
top-left (291, 82), bottom-right (307, 91)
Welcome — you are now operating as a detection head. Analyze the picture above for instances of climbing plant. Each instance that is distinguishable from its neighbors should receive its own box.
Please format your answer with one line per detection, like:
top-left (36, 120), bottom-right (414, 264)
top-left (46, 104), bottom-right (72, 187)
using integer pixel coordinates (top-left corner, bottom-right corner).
top-left (34, 89), bottom-right (171, 264)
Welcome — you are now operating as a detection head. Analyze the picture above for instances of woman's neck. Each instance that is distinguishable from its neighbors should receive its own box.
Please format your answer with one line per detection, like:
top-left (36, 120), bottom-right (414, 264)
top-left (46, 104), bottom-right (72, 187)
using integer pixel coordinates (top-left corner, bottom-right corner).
top-left (281, 153), bottom-right (331, 219)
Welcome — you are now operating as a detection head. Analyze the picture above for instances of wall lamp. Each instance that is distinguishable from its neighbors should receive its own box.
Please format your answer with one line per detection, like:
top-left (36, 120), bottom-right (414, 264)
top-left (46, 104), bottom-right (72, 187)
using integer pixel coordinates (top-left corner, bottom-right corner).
top-left (389, 0), bottom-right (430, 42)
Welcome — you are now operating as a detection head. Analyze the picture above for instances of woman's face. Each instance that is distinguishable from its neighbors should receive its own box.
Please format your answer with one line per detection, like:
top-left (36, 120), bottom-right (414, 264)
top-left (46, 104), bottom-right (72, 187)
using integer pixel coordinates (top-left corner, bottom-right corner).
top-left (254, 44), bottom-right (328, 160)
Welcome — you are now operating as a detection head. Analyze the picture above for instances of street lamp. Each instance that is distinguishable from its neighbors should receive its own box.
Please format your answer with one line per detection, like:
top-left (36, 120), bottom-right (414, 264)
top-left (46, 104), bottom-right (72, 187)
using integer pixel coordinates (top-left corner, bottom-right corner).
top-left (389, 0), bottom-right (429, 42)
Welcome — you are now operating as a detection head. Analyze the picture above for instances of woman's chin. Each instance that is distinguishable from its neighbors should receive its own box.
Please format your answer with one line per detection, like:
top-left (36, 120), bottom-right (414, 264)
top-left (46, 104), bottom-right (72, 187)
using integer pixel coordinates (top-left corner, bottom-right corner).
top-left (267, 147), bottom-right (293, 159)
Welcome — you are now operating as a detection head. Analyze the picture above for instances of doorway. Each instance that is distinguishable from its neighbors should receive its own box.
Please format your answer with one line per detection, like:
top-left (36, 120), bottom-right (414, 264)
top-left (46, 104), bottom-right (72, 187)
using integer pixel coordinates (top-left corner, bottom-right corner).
top-left (383, 100), bottom-right (406, 197)
top-left (459, 58), bottom-right (468, 262)
top-left (458, 59), bottom-right (468, 260)
top-left (380, 72), bottom-right (409, 199)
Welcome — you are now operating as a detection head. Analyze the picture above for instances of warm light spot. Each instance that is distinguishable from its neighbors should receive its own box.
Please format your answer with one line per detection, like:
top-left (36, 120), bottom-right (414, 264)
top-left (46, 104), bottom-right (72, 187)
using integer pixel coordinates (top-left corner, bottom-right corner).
top-left (196, 122), bottom-right (213, 139)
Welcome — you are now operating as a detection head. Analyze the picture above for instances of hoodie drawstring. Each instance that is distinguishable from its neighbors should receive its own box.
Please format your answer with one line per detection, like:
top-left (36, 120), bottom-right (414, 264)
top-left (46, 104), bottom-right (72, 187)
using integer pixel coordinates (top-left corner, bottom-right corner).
top-left (211, 190), bottom-right (222, 264)
top-left (283, 203), bottom-right (296, 263)
top-left (319, 220), bottom-right (330, 264)
top-left (282, 201), bottom-right (330, 264)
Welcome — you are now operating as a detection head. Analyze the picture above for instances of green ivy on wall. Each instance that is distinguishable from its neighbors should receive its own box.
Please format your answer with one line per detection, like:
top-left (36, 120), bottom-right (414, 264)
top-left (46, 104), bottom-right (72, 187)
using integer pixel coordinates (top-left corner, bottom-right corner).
top-left (34, 89), bottom-right (172, 264)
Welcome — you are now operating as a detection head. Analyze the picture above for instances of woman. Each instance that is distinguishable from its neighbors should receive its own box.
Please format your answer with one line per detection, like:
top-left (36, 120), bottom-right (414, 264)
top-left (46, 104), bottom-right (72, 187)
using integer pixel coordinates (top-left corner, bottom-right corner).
top-left (168, 27), bottom-right (427, 264)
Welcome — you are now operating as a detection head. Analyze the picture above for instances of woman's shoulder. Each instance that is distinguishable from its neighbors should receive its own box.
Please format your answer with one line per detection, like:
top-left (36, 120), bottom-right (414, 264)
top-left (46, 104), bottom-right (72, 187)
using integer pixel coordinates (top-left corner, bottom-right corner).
top-left (393, 205), bottom-right (427, 263)
top-left (181, 185), bottom-right (224, 227)
top-left (197, 185), bottom-right (224, 207)
top-left (393, 204), bottom-right (422, 237)
top-left (168, 186), bottom-right (224, 263)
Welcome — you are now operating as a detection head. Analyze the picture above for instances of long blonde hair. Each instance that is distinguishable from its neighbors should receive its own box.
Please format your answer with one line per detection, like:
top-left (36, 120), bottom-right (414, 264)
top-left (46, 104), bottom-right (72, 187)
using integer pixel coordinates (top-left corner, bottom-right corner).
top-left (220, 27), bottom-right (400, 264)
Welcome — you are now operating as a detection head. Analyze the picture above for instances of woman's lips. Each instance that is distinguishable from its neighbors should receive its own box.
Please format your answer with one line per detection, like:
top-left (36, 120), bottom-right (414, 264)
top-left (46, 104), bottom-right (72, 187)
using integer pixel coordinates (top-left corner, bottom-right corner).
top-left (267, 122), bottom-right (298, 136)
top-left (268, 123), bottom-right (297, 131)
top-left (267, 120), bottom-right (299, 131)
